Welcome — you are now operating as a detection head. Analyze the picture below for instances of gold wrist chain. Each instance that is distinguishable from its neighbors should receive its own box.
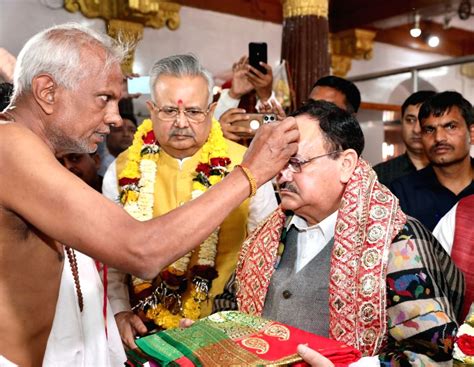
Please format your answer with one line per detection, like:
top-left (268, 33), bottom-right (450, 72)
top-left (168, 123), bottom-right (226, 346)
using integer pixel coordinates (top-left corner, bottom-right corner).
top-left (237, 164), bottom-right (257, 198)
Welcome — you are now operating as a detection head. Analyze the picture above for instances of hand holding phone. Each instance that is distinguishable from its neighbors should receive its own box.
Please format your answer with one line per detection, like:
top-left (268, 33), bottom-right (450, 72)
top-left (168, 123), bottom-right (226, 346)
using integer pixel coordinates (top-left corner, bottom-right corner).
top-left (249, 42), bottom-right (268, 75)
top-left (232, 113), bottom-right (277, 132)
top-left (247, 42), bottom-right (273, 100)
top-left (219, 108), bottom-right (253, 141)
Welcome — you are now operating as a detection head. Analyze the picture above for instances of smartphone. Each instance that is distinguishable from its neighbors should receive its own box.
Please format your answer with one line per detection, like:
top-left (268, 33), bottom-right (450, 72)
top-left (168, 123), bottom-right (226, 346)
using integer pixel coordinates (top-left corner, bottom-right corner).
top-left (128, 76), bottom-right (151, 94)
top-left (248, 42), bottom-right (268, 75)
top-left (233, 113), bottom-right (277, 133)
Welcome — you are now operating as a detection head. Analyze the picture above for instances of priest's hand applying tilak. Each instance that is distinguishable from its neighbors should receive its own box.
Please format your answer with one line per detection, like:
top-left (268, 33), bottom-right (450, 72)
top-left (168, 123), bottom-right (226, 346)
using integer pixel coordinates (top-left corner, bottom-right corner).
top-left (242, 116), bottom-right (299, 186)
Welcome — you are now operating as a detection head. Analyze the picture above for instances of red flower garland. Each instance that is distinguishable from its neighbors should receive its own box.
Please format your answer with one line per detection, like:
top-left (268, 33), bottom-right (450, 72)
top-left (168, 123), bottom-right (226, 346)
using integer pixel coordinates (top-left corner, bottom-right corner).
top-left (458, 334), bottom-right (474, 355)
top-left (210, 157), bottom-right (231, 167)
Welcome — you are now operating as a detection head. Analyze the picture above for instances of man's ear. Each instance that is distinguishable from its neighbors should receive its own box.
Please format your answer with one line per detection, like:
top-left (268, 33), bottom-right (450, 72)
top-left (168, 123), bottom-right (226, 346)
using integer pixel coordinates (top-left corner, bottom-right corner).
top-left (469, 124), bottom-right (474, 145)
top-left (146, 100), bottom-right (155, 115)
top-left (339, 149), bottom-right (358, 184)
top-left (31, 73), bottom-right (56, 114)
top-left (208, 101), bottom-right (217, 117)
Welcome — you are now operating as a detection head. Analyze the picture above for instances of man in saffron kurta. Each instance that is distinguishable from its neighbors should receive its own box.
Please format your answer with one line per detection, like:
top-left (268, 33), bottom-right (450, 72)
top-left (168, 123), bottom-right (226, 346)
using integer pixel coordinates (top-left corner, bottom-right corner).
top-left (215, 100), bottom-right (464, 366)
top-left (103, 54), bottom-right (277, 349)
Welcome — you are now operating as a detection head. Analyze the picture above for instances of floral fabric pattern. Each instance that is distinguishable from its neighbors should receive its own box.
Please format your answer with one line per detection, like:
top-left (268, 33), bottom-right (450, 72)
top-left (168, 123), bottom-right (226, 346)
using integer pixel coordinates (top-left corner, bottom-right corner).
top-left (380, 218), bottom-right (464, 365)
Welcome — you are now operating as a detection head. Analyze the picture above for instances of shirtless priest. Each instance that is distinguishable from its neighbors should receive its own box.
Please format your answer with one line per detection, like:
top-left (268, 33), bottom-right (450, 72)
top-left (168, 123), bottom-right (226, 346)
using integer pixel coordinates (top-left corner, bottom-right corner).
top-left (0, 24), bottom-right (298, 366)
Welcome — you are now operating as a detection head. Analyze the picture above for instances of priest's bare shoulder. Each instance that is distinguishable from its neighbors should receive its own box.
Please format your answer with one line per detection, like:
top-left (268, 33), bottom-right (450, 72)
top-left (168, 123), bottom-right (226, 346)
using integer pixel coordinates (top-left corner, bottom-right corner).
top-left (0, 24), bottom-right (298, 366)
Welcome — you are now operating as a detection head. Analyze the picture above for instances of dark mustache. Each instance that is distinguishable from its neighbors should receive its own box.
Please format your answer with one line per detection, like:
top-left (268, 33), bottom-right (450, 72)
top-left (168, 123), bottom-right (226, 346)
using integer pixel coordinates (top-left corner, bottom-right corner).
top-left (430, 142), bottom-right (453, 151)
top-left (169, 128), bottom-right (195, 138)
top-left (279, 182), bottom-right (298, 193)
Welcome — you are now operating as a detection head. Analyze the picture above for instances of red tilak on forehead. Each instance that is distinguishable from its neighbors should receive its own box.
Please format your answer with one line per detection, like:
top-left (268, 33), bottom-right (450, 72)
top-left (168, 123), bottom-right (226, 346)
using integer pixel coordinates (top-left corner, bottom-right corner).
top-left (177, 99), bottom-right (183, 106)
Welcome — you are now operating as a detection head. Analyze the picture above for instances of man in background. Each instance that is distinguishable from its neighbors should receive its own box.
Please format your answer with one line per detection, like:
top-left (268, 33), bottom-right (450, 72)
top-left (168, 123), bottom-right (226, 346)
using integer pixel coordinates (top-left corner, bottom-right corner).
top-left (309, 76), bottom-right (361, 115)
top-left (59, 152), bottom-right (103, 192)
top-left (0, 82), bottom-right (13, 110)
top-left (391, 91), bottom-right (474, 230)
top-left (99, 112), bottom-right (137, 175)
top-left (373, 90), bottom-right (435, 186)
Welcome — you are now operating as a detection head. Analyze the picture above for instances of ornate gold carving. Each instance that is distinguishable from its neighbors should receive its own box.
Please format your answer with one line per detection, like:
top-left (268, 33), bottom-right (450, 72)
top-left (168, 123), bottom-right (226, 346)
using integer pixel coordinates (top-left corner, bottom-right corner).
top-left (330, 55), bottom-right (350, 77)
top-left (107, 19), bottom-right (144, 74)
top-left (331, 29), bottom-right (376, 60)
top-left (460, 62), bottom-right (474, 78)
top-left (64, 0), bottom-right (181, 30)
top-left (330, 29), bottom-right (376, 77)
top-left (64, 0), bottom-right (181, 74)
top-left (64, 1), bottom-right (114, 19)
top-left (281, 0), bottom-right (328, 19)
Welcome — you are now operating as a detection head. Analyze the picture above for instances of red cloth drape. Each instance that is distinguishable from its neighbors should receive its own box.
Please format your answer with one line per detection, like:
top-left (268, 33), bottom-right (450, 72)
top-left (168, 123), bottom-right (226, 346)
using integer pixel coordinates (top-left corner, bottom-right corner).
top-left (452, 195), bottom-right (474, 321)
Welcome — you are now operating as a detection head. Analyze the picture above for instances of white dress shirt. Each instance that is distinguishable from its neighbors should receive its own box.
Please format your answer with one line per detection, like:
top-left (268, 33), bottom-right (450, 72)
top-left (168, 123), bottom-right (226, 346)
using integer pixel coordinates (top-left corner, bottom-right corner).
top-left (288, 211), bottom-right (338, 273)
top-left (433, 203), bottom-right (457, 255)
top-left (287, 211), bottom-right (379, 367)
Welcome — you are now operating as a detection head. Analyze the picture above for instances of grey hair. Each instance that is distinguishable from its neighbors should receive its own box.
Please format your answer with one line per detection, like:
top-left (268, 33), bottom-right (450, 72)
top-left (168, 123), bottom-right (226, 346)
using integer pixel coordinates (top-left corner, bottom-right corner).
top-left (149, 54), bottom-right (214, 105)
top-left (11, 23), bottom-right (128, 102)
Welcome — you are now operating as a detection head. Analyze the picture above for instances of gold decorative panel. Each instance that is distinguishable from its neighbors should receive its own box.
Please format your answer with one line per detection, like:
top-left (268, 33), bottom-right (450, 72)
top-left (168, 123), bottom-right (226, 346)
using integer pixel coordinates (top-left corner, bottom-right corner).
top-left (460, 63), bottom-right (474, 78)
top-left (64, 0), bottom-right (181, 30)
top-left (65, 0), bottom-right (181, 73)
top-left (282, 0), bottom-right (328, 18)
top-left (330, 29), bottom-right (376, 77)
top-left (330, 55), bottom-right (353, 78)
top-left (108, 19), bottom-right (144, 74)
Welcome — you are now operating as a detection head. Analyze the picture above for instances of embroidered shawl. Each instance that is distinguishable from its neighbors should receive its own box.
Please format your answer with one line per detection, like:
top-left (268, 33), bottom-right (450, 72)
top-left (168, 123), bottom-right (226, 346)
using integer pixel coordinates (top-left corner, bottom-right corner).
top-left (235, 158), bottom-right (406, 356)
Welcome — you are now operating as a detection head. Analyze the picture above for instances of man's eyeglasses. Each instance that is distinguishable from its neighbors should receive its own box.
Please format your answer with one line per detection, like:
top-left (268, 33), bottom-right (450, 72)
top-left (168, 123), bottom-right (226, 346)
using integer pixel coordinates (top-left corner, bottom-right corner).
top-left (151, 103), bottom-right (210, 124)
top-left (286, 150), bottom-right (343, 173)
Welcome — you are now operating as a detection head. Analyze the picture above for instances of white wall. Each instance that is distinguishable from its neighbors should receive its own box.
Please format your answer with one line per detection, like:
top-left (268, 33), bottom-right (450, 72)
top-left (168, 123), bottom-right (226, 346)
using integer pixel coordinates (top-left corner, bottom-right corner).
top-left (0, 0), bottom-right (282, 81)
top-left (349, 42), bottom-right (473, 106)
top-left (0, 0), bottom-right (105, 56)
top-left (348, 42), bottom-right (449, 77)
top-left (135, 7), bottom-right (282, 83)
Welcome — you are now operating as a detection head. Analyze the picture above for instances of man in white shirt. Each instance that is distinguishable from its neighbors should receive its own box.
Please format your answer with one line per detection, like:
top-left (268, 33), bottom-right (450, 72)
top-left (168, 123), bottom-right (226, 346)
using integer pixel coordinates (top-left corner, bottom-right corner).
top-left (216, 99), bottom-right (463, 366)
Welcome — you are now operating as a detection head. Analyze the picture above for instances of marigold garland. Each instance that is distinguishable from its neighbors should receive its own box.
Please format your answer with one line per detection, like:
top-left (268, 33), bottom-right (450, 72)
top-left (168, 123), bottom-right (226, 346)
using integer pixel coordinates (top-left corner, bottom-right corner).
top-left (118, 118), bottom-right (231, 329)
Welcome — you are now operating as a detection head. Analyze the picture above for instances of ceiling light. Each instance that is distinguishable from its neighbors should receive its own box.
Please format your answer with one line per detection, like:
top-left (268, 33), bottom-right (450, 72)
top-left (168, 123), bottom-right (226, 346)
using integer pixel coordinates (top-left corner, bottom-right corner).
top-left (410, 27), bottom-right (422, 38)
top-left (427, 35), bottom-right (440, 47)
top-left (410, 13), bottom-right (422, 38)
